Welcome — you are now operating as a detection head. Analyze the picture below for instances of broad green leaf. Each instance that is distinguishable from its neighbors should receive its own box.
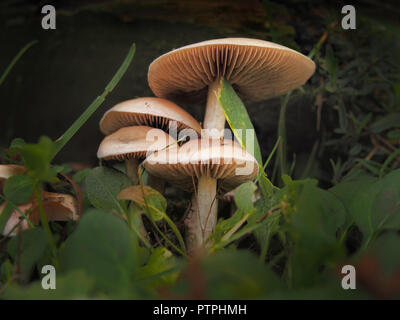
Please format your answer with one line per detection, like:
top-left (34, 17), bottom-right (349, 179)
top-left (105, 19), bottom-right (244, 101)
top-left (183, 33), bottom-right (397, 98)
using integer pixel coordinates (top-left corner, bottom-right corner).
top-left (60, 209), bottom-right (137, 293)
top-left (369, 232), bottom-right (400, 277)
top-left (291, 182), bottom-right (346, 241)
top-left (72, 168), bottom-right (92, 184)
top-left (3, 175), bottom-right (34, 204)
top-left (212, 182), bottom-right (257, 245)
top-left (0, 202), bottom-right (15, 235)
top-left (234, 181), bottom-right (257, 213)
top-left (329, 175), bottom-right (378, 226)
top-left (118, 185), bottom-right (166, 221)
top-left (348, 169), bottom-right (400, 243)
top-left (219, 78), bottom-right (262, 164)
top-left (10, 136), bottom-right (57, 182)
top-left (136, 247), bottom-right (179, 288)
top-left (219, 78), bottom-right (275, 198)
top-left (85, 166), bottom-right (131, 212)
top-left (283, 179), bottom-right (347, 286)
top-left (247, 199), bottom-right (282, 260)
top-left (7, 228), bottom-right (49, 281)
top-left (202, 250), bottom-right (282, 299)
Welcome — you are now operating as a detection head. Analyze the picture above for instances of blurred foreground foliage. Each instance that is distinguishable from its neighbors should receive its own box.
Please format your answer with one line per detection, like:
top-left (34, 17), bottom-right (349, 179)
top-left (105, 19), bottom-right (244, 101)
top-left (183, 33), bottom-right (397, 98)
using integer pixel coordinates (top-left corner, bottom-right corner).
top-left (1, 1), bottom-right (400, 299)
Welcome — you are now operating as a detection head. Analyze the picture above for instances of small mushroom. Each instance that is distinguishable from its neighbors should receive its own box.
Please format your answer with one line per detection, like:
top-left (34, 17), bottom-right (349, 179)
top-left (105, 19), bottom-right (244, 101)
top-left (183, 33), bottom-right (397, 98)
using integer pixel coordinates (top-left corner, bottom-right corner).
top-left (97, 126), bottom-right (177, 192)
top-left (0, 191), bottom-right (79, 237)
top-left (144, 138), bottom-right (258, 252)
top-left (99, 97), bottom-right (202, 137)
top-left (148, 38), bottom-right (315, 139)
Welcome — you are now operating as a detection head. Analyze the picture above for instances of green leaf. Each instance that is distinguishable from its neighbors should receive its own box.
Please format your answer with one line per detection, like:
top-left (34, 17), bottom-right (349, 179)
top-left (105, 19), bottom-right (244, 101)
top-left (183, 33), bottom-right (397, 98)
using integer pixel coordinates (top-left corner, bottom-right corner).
top-left (387, 129), bottom-right (400, 139)
top-left (10, 136), bottom-right (57, 182)
top-left (60, 209), bottom-right (137, 293)
top-left (369, 113), bottom-right (400, 133)
top-left (234, 181), bottom-right (257, 213)
top-left (118, 185), bottom-right (166, 221)
top-left (119, 185), bottom-right (186, 254)
top-left (3, 175), bottom-right (34, 204)
top-left (369, 232), bottom-right (400, 277)
top-left (202, 250), bottom-right (282, 299)
top-left (219, 78), bottom-right (262, 164)
top-left (0, 202), bottom-right (16, 235)
top-left (7, 228), bottom-right (49, 281)
top-left (85, 166), bottom-right (131, 212)
top-left (348, 169), bottom-right (400, 243)
top-left (212, 182), bottom-right (257, 246)
top-left (282, 179), bottom-right (347, 286)
top-left (72, 168), bottom-right (92, 184)
top-left (136, 247), bottom-right (179, 288)
top-left (329, 175), bottom-right (378, 227)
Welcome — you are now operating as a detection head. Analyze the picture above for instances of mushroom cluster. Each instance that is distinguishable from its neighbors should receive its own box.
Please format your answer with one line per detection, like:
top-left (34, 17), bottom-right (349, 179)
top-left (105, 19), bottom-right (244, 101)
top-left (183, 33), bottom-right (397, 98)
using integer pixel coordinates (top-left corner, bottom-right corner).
top-left (97, 97), bottom-right (201, 190)
top-left (143, 38), bottom-right (315, 253)
top-left (94, 38), bottom-right (314, 254)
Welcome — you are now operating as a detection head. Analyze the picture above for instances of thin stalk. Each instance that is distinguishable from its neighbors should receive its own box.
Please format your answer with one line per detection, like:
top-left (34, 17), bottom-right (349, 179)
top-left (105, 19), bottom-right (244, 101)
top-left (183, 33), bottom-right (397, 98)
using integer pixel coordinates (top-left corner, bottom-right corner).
top-left (53, 43), bottom-right (136, 158)
top-left (34, 184), bottom-right (58, 268)
top-left (272, 92), bottom-right (292, 185)
top-left (149, 217), bottom-right (187, 257)
top-left (0, 40), bottom-right (38, 86)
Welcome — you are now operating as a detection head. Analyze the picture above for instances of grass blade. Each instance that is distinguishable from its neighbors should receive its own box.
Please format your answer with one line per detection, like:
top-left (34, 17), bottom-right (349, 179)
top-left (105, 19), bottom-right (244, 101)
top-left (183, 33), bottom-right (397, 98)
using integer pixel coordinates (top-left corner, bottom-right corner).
top-left (0, 40), bottom-right (38, 86)
top-left (53, 43), bottom-right (136, 157)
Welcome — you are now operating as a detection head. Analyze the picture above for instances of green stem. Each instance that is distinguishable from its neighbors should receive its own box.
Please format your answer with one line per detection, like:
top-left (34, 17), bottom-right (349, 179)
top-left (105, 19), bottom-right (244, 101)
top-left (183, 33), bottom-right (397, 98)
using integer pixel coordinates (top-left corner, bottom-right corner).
top-left (125, 204), bottom-right (152, 250)
top-left (163, 214), bottom-right (186, 253)
top-left (53, 43), bottom-right (136, 158)
top-left (0, 40), bottom-right (38, 86)
top-left (34, 184), bottom-right (58, 268)
top-left (149, 218), bottom-right (187, 257)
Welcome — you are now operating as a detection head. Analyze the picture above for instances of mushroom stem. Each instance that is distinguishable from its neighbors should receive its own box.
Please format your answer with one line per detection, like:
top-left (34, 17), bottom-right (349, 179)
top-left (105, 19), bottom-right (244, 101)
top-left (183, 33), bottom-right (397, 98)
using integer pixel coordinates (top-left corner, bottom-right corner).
top-left (147, 174), bottom-right (165, 193)
top-left (185, 175), bottom-right (218, 253)
top-left (125, 158), bottom-right (139, 185)
top-left (203, 78), bottom-right (226, 139)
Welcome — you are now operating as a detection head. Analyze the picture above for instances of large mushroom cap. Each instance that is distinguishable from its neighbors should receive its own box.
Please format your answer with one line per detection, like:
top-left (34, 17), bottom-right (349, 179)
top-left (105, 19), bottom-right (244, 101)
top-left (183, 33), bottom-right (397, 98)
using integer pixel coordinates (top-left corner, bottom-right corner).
top-left (99, 97), bottom-right (201, 135)
top-left (143, 138), bottom-right (258, 192)
top-left (148, 38), bottom-right (315, 104)
top-left (97, 126), bottom-right (177, 161)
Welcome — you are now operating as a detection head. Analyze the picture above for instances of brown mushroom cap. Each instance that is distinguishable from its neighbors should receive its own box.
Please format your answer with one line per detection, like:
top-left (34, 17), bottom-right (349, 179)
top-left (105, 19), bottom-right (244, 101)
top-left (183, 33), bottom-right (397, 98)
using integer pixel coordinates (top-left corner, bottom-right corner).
top-left (97, 126), bottom-right (177, 161)
top-left (1, 192), bottom-right (79, 237)
top-left (99, 97), bottom-right (201, 135)
top-left (0, 164), bottom-right (26, 180)
top-left (143, 138), bottom-right (258, 192)
top-left (148, 38), bottom-right (315, 104)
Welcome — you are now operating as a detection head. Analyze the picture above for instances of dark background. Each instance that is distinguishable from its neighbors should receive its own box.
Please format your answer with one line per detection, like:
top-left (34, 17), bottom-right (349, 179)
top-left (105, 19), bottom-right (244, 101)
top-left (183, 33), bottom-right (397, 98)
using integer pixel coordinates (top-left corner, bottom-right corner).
top-left (1, 0), bottom-right (399, 173)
